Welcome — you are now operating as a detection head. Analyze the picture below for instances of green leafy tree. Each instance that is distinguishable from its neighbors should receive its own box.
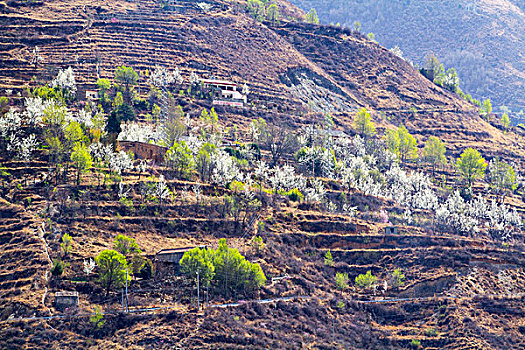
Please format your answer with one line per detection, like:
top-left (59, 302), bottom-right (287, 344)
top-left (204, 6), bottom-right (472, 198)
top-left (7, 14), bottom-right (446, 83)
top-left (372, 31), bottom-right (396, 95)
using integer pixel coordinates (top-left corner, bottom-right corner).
top-left (114, 66), bottom-right (138, 103)
top-left (304, 8), bottom-right (319, 24)
top-left (424, 53), bottom-right (444, 82)
top-left (355, 270), bottom-right (377, 290)
top-left (70, 143), bottom-right (93, 185)
top-left (195, 142), bottom-right (216, 182)
top-left (456, 148), bottom-right (487, 188)
top-left (501, 112), bottom-right (510, 131)
top-left (180, 246), bottom-right (215, 293)
top-left (165, 141), bottom-right (194, 178)
top-left (422, 136), bottom-right (446, 175)
top-left (96, 249), bottom-right (128, 296)
top-left (113, 234), bottom-right (142, 256)
top-left (247, 0), bottom-right (266, 21)
top-left (391, 268), bottom-right (405, 289)
top-left (106, 110), bottom-right (122, 137)
top-left (485, 158), bottom-right (516, 201)
top-left (212, 238), bottom-right (266, 297)
top-left (60, 233), bottom-right (73, 257)
top-left (324, 249), bottom-right (334, 266)
top-left (367, 32), bottom-right (376, 42)
top-left (97, 78), bottom-right (112, 104)
top-left (386, 125), bottom-right (418, 163)
top-left (482, 98), bottom-right (493, 117)
top-left (353, 108), bottom-right (376, 138)
top-left (116, 103), bottom-right (136, 123)
top-left (335, 272), bottom-right (349, 291)
top-left (162, 105), bottom-right (186, 147)
top-left (353, 21), bottom-right (361, 32)
top-left (113, 91), bottom-right (124, 109)
top-left (266, 3), bottom-right (280, 24)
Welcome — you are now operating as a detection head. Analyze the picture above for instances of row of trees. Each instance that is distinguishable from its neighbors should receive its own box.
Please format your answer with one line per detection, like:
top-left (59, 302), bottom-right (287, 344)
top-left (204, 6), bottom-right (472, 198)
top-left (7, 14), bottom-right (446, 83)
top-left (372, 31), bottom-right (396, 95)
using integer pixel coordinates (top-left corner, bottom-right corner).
top-left (352, 107), bottom-right (516, 196)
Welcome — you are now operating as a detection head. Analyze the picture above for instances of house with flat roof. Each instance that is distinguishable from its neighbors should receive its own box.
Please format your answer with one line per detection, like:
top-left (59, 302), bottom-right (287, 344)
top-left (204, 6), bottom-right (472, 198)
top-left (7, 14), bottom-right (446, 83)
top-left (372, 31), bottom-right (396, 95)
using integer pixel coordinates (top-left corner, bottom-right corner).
top-left (201, 78), bottom-right (247, 107)
top-left (54, 291), bottom-right (79, 310)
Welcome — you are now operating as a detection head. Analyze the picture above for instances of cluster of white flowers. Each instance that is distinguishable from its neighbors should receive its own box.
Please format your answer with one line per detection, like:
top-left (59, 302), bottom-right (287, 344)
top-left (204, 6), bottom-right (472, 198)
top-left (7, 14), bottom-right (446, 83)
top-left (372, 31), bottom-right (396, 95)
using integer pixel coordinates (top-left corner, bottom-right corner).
top-left (305, 178), bottom-right (326, 203)
top-left (296, 146), bottom-right (336, 178)
top-left (118, 181), bottom-right (131, 199)
top-left (269, 165), bottom-right (307, 192)
top-left (49, 67), bottom-right (77, 95)
top-left (107, 151), bottom-right (134, 175)
top-left (83, 258), bottom-right (96, 276)
top-left (72, 109), bottom-right (94, 128)
top-left (89, 142), bottom-right (113, 163)
top-left (0, 109), bottom-right (22, 138)
top-left (141, 175), bottom-right (171, 202)
top-left (189, 71), bottom-right (200, 85)
top-left (334, 135), bottom-right (522, 238)
top-left (389, 45), bottom-right (404, 59)
top-left (184, 134), bottom-right (204, 156)
top-left (0, 108), bottom-right (39, 160)
top-left (24, 97), bottom-right (45, 125)
top-left (436, 191), bottom-right (521, 238)
top-left (7, 133), bottom-right (39, 161)
top-left (148, 66), bottom-right (183, 88)
top-left (210, 149), bottom-right (241, 186)
top-left (118, 122), bottom-right (162, 144)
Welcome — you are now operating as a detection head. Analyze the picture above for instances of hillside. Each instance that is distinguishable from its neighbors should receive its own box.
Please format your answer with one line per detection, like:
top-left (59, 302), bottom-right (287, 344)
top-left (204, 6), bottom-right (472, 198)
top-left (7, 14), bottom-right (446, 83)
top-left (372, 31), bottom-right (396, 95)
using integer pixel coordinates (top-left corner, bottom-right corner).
top-left (0, 0), bottom-right (525, 349)
top-left (290, 0), bottom-right (525, 120)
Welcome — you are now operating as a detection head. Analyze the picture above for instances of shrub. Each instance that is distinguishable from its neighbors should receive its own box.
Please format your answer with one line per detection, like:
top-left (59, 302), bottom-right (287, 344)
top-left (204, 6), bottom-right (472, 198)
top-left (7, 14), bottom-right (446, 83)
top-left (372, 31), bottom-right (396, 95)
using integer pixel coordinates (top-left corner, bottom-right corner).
top-left (51, 259), bottom-right (65, 277)
top-left (60, 233), bottom-right (73, 257)
top-left (138, 258), bottom-right (154, 280)
top-left (425, 328), bottom-right (437, 336)
top-left (252, 235), bottom-right (265, 255)
top-left (410, 339), bottom-right (421, 349)
top-left (90, 306), bottom-right (105, 329)
top-left (335, 272), bottom-right (349, 291)
top-left (355, 270), bottom-right (377, 290)
top-left (324, 250), bottom-right (334, 266)
top-left (285, 188), bottom-right (304, 202)
top-left (391, 268), bottom-right (405, 288)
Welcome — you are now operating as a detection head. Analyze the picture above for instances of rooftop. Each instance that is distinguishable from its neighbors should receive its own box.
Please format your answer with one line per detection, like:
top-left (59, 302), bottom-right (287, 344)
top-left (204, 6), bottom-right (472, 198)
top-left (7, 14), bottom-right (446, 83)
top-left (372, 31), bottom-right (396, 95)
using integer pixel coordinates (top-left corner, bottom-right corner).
top-left (201, 78), bottom-right (238, 87)
top-left (156, 245), bottom-right (207, 255)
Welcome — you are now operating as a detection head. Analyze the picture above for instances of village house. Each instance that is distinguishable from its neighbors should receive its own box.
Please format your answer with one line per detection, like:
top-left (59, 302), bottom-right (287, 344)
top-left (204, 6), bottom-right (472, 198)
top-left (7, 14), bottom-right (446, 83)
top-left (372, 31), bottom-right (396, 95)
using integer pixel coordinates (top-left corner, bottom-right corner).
top-left (118, 141), bottom-right (167, 163)
top-left (201, 78), bottom-right (247, 107)
top-left (154, 246), bottom-right (207, 277)
top-left (85, 90), bottom-right (99, 100)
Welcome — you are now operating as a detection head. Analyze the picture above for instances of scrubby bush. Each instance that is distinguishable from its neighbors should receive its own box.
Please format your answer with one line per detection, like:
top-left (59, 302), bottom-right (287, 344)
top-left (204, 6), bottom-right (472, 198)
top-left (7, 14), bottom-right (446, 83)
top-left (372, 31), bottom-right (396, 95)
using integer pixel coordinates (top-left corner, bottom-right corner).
top-left (335, 272), bottom-right (349, 291)
top-left (324, 250), bottom-right (334, 267)
top-left (51, 259), bottom-right (65, 277)
top-left (285, 188), bottom-right (304, 202)
top-left (355, 270), bottom-right (377, 290)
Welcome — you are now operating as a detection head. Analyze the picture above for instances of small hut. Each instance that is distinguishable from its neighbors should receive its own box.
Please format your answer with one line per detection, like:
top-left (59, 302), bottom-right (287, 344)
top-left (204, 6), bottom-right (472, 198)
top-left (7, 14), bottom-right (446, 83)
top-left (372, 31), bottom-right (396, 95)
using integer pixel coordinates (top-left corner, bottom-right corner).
top-left (385, 226), bottom-right (398, 235)
top-left (154, 246), bottom-right (207, 277)
top-left (54, 291), bottom-right (79, 310)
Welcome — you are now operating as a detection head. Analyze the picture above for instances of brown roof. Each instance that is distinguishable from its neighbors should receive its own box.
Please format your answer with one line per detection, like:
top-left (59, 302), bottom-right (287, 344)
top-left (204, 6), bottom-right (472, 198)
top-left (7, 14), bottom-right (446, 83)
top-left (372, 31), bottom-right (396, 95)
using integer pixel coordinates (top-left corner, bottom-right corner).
top-left (156, 246), bottom-right (207, 255)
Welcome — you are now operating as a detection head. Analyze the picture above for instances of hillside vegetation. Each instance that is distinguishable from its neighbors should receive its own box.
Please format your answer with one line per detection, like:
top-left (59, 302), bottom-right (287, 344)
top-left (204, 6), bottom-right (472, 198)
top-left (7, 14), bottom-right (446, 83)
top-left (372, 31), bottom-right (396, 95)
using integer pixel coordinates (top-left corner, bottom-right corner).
top-left (0, 0), bottom-right (524, 349)
top-left (290, 0), bottom-right (525, 120)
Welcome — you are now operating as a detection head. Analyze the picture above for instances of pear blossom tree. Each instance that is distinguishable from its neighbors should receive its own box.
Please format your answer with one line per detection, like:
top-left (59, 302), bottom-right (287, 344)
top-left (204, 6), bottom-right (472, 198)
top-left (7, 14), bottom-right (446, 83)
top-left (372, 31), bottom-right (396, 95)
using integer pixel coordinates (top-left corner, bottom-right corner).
top-left (50, 67), bottom-right (77, 98)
